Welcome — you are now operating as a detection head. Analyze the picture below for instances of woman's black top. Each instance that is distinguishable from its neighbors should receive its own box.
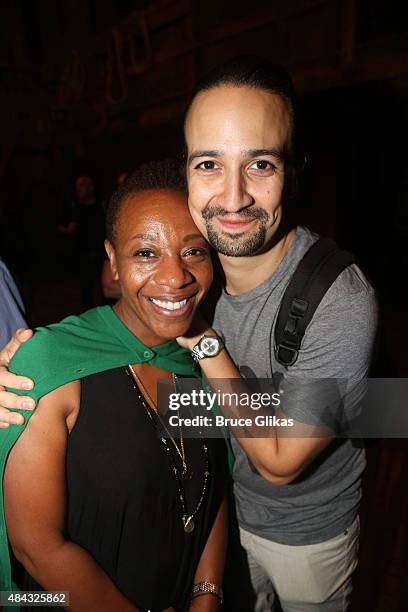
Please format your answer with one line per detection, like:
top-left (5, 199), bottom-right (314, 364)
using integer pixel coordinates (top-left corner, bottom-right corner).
top-left (24, 367), bottom-right (225, 611)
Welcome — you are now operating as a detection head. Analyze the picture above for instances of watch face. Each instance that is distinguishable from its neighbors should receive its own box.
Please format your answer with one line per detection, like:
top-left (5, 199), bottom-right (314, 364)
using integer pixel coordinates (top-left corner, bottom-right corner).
top-left (200, 337), bottom-right (220, 356)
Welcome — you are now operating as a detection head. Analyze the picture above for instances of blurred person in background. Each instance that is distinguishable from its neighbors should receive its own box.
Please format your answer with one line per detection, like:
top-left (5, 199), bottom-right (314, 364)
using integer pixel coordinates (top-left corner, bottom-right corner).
top-left (58, 174), bottom-right (105, 309)
top-left (0, 257), bottom-right (26, 346)
top-left (116, 170), bottom-right (129, 186)
top-left (100, 170), bottom-right (129, 301)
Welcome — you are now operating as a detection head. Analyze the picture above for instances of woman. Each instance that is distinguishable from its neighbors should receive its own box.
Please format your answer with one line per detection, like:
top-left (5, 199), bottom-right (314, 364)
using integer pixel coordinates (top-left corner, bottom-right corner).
top-left (1, 161), bottom-right (227, 612)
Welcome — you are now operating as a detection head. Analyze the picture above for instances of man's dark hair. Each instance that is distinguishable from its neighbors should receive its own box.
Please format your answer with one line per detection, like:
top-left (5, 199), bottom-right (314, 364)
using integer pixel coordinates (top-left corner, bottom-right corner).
top-left (106, 158), bottom-right (187, 245)
top-left (186, 55), bottom-right (300, 165)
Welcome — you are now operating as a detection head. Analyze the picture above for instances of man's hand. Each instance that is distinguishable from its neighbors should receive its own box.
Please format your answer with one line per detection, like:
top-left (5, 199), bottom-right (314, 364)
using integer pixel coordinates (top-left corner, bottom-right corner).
top-left (0, 328), bottom-right (36, 427)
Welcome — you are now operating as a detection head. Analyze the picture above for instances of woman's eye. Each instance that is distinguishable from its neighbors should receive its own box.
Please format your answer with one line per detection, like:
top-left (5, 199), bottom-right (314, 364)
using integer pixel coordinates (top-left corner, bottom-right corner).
top-left (195, 160), bottom-right (217, 171)
top-left (134, 249), bottom-right (155, 258)
top-left (184, 248), bottom-right (208, 257)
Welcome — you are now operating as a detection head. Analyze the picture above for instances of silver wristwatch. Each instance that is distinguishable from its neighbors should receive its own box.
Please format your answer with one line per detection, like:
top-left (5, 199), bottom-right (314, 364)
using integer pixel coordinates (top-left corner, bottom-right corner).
top-left (191, 334), bottom-right (224, 361)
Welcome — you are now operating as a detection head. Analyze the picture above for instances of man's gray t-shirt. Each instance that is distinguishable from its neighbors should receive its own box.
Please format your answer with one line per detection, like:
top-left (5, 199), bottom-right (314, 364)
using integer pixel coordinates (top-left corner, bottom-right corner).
top-left (212, 226), bottom-right (378, 545)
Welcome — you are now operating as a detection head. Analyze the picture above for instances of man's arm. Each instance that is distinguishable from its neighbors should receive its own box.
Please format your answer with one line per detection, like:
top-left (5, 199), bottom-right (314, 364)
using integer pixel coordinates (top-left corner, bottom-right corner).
top-left (4, 382), bottom-right (138, 612)
top-left (181, 344), bottom-right (331, 485)
top-left (179, 273), bottom-right (378, 485)
top-left (0, 329), bottom-right (35, 426)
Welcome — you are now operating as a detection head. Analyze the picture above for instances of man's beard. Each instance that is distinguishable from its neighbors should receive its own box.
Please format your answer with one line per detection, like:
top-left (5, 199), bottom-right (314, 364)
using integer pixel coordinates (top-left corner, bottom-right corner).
top-left (202, 206), bottom-right (270, 257)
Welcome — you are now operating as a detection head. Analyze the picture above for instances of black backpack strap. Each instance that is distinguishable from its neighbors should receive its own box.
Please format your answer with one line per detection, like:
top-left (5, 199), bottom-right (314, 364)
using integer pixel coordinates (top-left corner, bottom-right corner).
top-left (274, 238), bottom-right (355, 367)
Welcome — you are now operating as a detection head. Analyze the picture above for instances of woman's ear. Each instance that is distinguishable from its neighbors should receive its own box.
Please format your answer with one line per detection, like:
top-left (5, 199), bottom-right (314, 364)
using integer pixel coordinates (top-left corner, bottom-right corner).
top-left (104, 240), bottom-right (119, 280)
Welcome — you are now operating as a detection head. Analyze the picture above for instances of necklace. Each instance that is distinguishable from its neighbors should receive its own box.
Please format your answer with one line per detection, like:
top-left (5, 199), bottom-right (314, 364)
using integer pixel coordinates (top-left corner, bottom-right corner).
top-left (171, 373), bottom-right (193, 480)
top-left (128, 365), bottom-right (192, 479)
top-left (126, 366), bottom-right (210, 533)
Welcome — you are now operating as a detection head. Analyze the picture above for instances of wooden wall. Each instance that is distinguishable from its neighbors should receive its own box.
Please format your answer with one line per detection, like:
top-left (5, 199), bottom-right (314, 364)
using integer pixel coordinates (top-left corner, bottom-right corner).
top-left (1, 0), bottom-right (407, 166)
top-left (0, 4), bottom-right (407, 608)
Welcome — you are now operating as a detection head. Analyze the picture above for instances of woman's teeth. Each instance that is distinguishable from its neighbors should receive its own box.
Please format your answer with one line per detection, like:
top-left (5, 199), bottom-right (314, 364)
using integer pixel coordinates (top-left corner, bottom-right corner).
top-left (150, 298), bottom-right (188, 311)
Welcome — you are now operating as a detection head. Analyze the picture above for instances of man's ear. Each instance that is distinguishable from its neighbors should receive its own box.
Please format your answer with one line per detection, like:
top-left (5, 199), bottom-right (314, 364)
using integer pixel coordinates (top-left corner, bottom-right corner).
top-left (105, 239), bottom-right (119, 280)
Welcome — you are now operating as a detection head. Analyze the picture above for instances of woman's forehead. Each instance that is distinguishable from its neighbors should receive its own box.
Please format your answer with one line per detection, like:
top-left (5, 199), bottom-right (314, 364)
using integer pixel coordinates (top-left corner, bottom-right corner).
top-left (117, 188), bottom-right (198, 239)
top-left (123, 188), bottom-right (188, 212)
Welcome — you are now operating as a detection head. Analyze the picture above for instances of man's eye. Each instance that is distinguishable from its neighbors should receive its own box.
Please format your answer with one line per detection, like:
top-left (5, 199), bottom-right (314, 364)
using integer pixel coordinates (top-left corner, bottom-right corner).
top-left (195, 160), bottom-right (217, 171)
top-left (250, 160), bottom-right (276, 171)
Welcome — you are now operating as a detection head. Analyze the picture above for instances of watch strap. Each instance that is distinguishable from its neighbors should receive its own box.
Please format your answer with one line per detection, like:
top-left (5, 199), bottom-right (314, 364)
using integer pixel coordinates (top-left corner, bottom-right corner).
top-left (191, 581), bottom-right (223, 603)
top-left (191, 334), bottom-right (224, 362)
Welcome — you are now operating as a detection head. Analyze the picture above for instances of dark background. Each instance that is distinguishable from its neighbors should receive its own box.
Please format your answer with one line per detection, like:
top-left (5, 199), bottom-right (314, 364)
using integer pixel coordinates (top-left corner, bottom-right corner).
top-left (1, 0), bottom-right (407, 609)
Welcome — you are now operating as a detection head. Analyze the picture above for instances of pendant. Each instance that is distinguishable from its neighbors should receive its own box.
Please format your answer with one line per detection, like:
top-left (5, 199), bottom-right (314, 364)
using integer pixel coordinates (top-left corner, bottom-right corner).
top-left (181, 467), bottom-right (194, 480)
top-left (183, 516), bottom-right (195, 533)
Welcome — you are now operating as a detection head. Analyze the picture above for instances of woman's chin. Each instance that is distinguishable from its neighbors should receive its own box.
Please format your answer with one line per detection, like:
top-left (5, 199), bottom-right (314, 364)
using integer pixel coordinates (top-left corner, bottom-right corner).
top-left (151, 319), bottom-right (194, 344)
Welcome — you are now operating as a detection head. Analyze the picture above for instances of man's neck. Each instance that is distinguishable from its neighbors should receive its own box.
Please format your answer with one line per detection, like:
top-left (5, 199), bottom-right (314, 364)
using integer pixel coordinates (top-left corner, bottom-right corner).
top-left (219, 228), bottom-right (296, 296)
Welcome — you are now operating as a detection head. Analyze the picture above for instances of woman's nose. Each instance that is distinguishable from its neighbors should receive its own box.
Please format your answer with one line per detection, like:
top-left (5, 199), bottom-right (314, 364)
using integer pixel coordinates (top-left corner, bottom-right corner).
top-left (154, 256), bottom-right (193, 288)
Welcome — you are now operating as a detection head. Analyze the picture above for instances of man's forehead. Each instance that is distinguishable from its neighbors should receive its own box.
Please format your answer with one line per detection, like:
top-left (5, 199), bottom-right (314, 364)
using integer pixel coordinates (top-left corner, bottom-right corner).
top-left (185, 86), bottom-right (290, 151)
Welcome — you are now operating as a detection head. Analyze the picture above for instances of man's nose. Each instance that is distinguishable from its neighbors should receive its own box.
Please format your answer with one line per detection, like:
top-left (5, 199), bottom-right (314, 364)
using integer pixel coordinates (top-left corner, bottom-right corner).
top-left (219, 170), bottom-right (253, 213)
top-left (154, 256), bottom-right (193, 288)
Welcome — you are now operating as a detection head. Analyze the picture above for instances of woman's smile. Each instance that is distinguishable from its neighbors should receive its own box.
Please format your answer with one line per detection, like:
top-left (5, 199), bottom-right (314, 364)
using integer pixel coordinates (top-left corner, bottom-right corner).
top-left (145, 291), bottom-right (198, 317)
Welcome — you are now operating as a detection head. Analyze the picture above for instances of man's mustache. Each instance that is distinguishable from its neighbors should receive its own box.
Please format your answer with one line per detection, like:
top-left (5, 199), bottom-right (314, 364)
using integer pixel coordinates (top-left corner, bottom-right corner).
top-left (202, 206), bottom-right (269, 222)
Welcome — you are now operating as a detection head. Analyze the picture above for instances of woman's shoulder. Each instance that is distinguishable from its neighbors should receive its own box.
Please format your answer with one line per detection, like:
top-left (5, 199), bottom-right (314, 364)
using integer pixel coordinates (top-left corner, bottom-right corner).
top-left (11, 308), bottom-right (106, 363)
top-left (15, 380), bottom-right (81, 439)
top-left (8, 307), bottom-right (109, 402)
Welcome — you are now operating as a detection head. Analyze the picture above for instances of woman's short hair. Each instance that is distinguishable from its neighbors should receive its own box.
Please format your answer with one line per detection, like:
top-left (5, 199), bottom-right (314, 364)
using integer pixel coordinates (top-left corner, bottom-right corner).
top-left (106, 159), bottom-right (186, 245)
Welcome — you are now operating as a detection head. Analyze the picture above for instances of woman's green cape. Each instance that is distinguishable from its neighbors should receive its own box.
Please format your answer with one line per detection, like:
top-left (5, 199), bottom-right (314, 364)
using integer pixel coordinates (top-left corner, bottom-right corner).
top-left (0, 306), bottom-right (206, 607)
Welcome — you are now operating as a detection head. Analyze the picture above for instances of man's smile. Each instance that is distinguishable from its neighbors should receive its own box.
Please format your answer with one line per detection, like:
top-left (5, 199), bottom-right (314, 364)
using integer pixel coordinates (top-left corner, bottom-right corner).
top-left (214, 216), bottom-right (258, 233)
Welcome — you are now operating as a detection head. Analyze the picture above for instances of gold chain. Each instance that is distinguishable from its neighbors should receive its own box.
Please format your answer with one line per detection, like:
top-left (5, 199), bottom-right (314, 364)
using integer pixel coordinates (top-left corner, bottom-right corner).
top-left (127, 365), bottom-right (191, 478)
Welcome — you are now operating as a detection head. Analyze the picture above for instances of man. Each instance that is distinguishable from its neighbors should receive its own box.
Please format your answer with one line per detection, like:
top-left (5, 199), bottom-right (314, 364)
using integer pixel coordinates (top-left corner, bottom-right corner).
top-left (0, 57), bottom-right (377, 610)
top-left (180, 57), bottom-right (377, 612)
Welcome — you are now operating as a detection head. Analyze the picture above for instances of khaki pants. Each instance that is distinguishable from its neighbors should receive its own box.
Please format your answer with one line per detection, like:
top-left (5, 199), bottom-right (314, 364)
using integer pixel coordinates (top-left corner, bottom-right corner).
top-left (238, 516), bottom-right (360, 612)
